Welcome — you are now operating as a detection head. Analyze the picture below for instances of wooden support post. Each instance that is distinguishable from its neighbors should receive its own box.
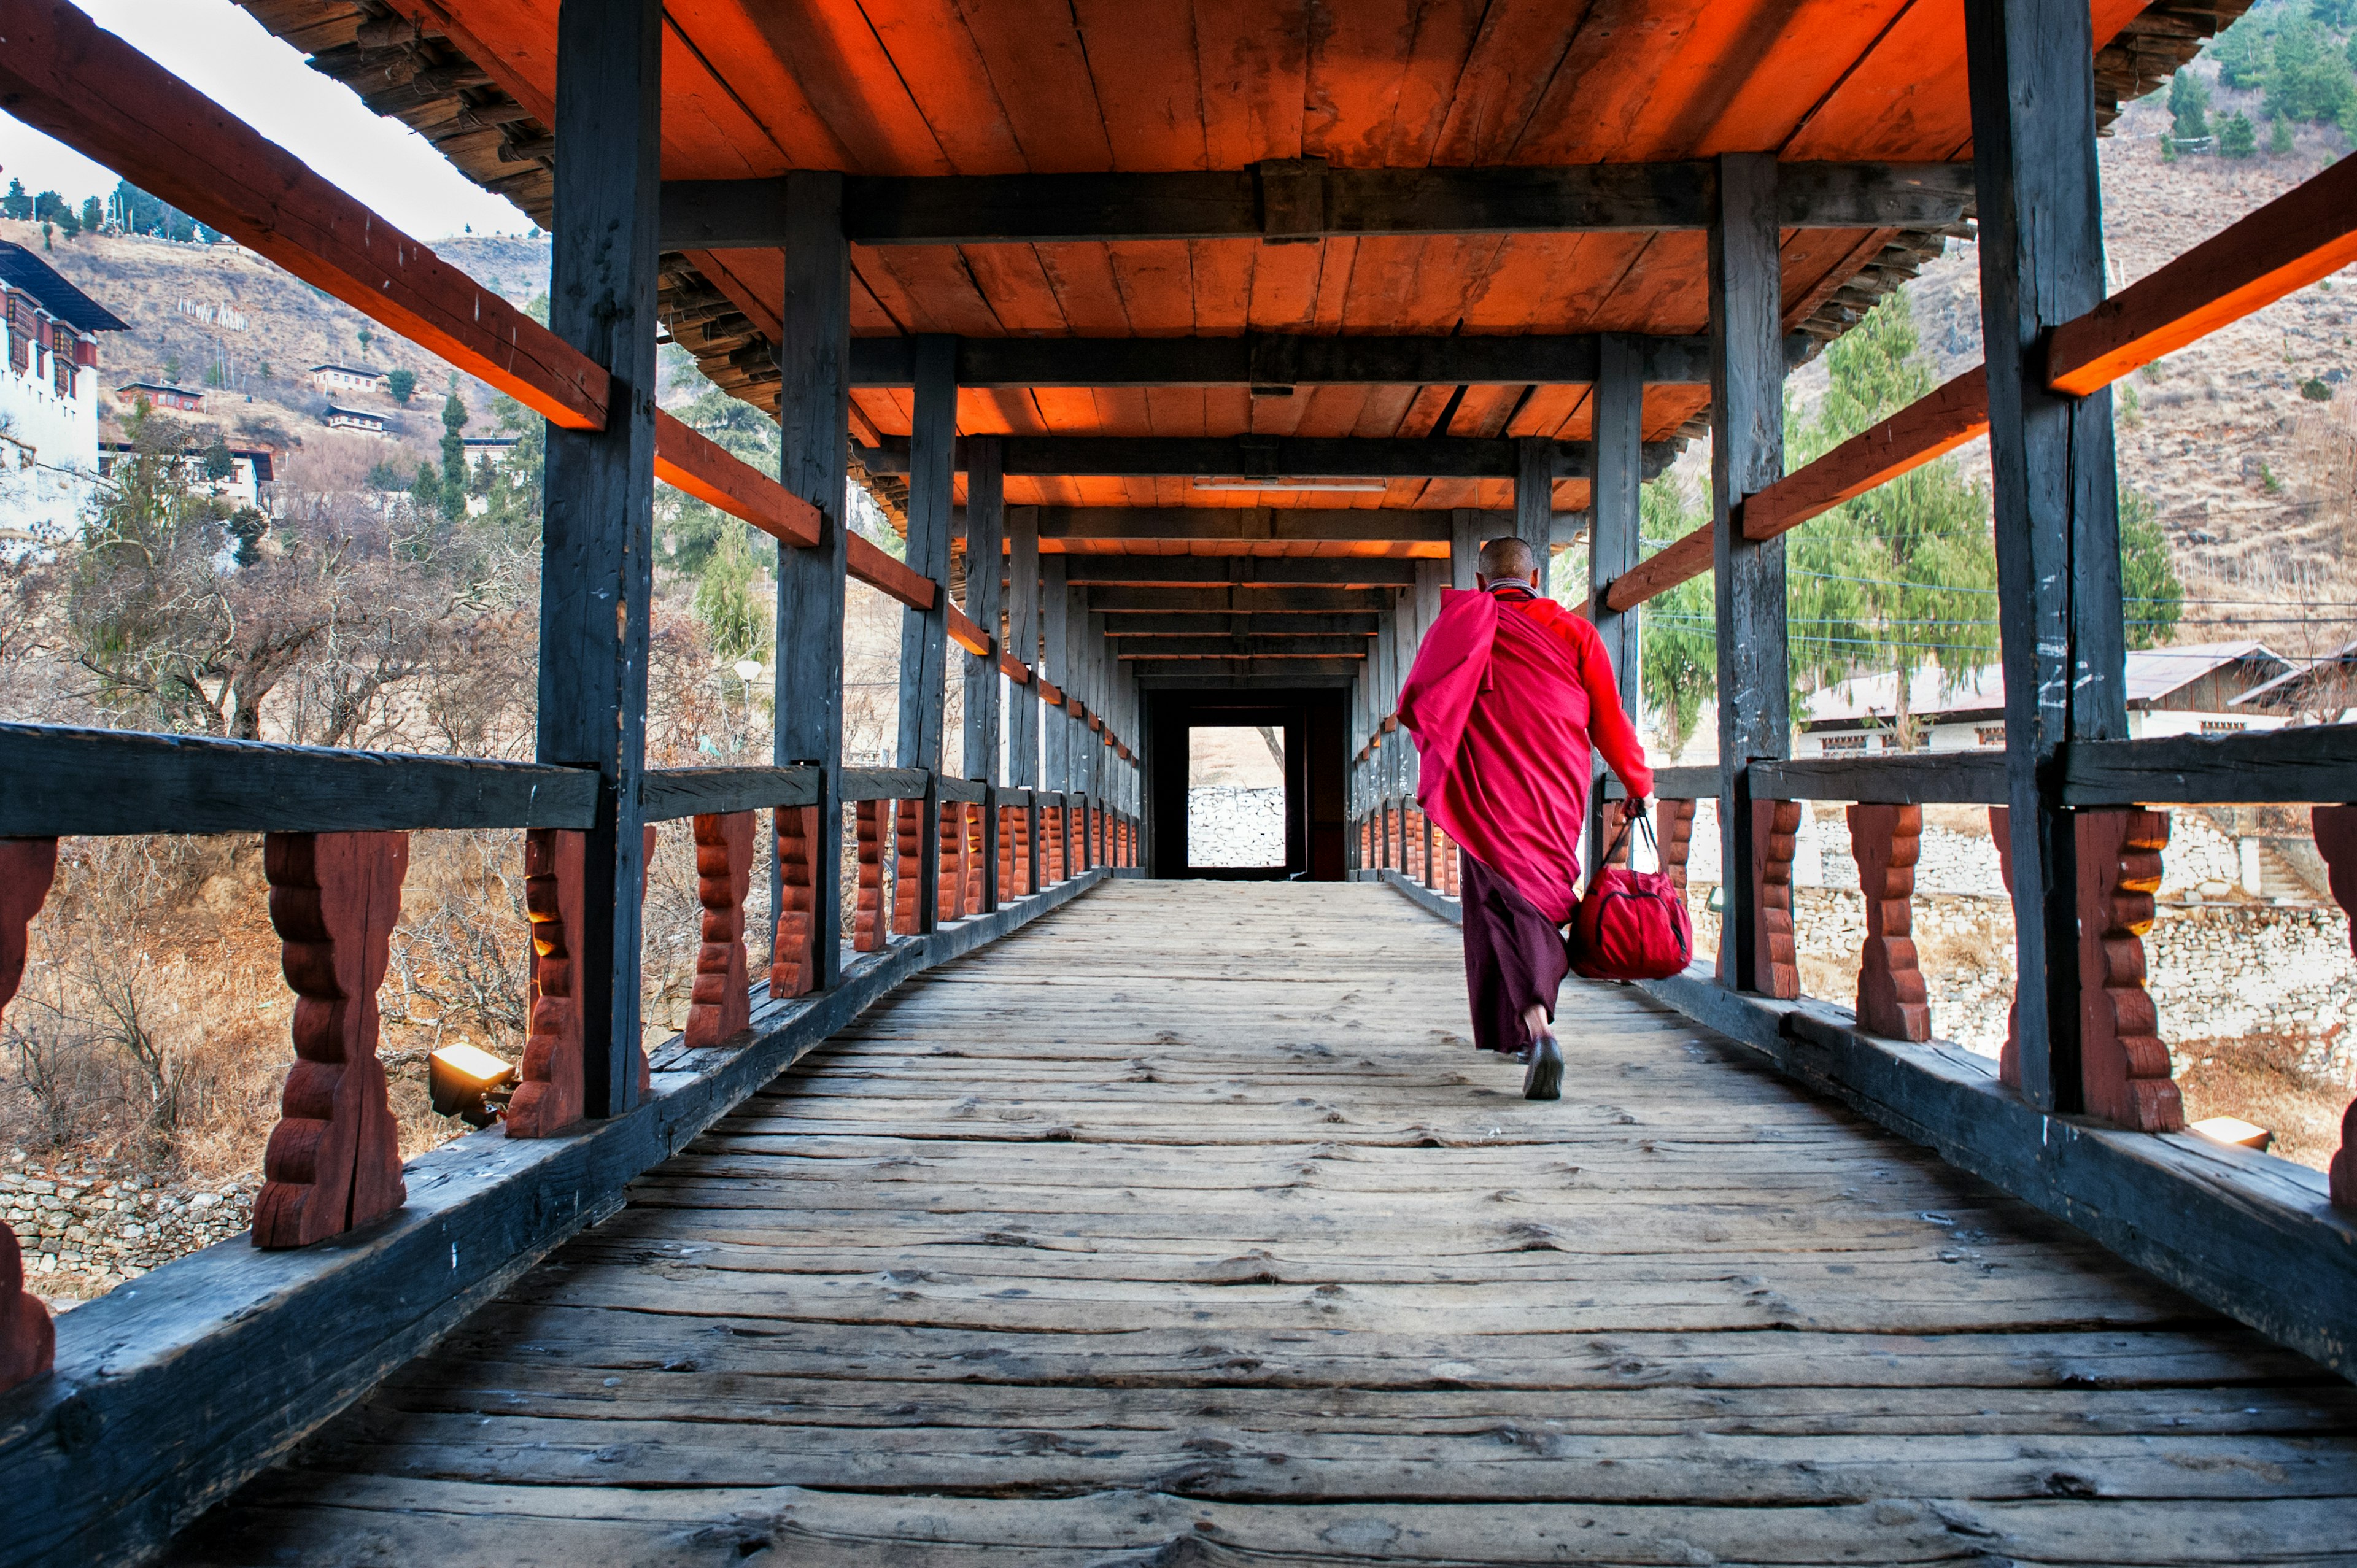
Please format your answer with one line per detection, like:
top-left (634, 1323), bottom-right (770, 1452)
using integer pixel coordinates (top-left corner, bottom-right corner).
top-left (2310, 806), bottom-right (2357, 1207)
top-left (508, 829), bottom-right (585, 1137)
top-left (892, 799), bottom-right (923, 936)
top-left (1008, 505), bottom-right (1042, 895)
top-left (769, 805), bottom-right (819, 999)
top-left (540, 0), bottom-right (659, 1119)
top-left (2076, 808), bottom-right (2182, 1132)
top-left (853, 798), bottom-right (888, 952)
top-left (1728, 799), bottom-right (1800, 1000)
top-left (899, 336), bottom-right (956, 932)
top-left (1590, 332), bottom-right (1644, 881)
top-left (1849, 803), bottom-right (1931, 1042)
top-left (964, 438), bottom-right (1004, 912)
top-left (1514, 436), bottom-right (1553, 587)
top-left (0, 837), bottom-right (58, 1391)
top-left (1711, 152), bottom-right (1789, 997)
top-left (1450, 507), bottom-right (1482, 592)
top-left (1043, 555), bottom-right (1071, 879)
top-left (1965, 0), bottom-right (2125, 1113)
top-left (687, 811), bottom-right (755, 1041)
top-left (1657, 799), bottom-right (1697, 898)
top-left (253, 832), bottom-right (408, 1249)
top-left (773, 171), bottom-right (851, 993)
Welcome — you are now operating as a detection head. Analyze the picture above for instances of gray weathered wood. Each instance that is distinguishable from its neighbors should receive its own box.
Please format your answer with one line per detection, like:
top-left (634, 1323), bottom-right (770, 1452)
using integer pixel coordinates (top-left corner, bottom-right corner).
top-left (840, 767), bottom-right (933, 802)
top-left (1450, 508), bottom-right (1481, 592)
top-left (1006, 507), bottom-right (1041, 792)
top-left (640, 766), bottom-right (819, 821)
top-left (1103, 612), bottom-right (1381, 638)
top-left (772, 169), bottom-right (851, 991)
top-left (2065, 726), bottom-right (2357, 805)
top-left (1711, 151), bottom-right (1789, 997)
top-left (662, 161), bottom-right (1976, 247)
top-left (0, 725), bottom-right (595, 835)
top-left (1967, 0), bottom-right (2119, 1113)
top-left (1590, 332), bottom-right (1644, 867)
top-left (0, 868), bottom-right (1113, 1568)
top-left (962, 438), bottom-right (1005, 787)
top-left (1062, 558), bottom-right (1417, 587)
top-left (1750, 753), bottom-right (2008, 805)
top-left (1113, 636), bottom-right (1370, 658)
top-left (541, 0), bottom-right (660, 1118)
top-left (1083, 586), bottom-right (1393, 615)
top-left (898, 336), bottom-right (956, 931)
top-left (1513, 436), bottom-right (1554, 582)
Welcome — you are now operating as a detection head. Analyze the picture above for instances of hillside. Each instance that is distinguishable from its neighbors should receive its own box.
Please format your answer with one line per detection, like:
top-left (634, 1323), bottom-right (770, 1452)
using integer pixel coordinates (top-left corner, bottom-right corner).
top-left (0, 218), bottom-right (551, 490)
top-left (1817, 45), bottom-right (2357, 658)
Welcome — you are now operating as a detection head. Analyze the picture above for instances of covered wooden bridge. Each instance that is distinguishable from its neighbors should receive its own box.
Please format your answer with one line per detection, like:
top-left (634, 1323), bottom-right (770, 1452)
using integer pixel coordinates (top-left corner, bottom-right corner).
top-left (1, 0), bottom-right (2355, 1561)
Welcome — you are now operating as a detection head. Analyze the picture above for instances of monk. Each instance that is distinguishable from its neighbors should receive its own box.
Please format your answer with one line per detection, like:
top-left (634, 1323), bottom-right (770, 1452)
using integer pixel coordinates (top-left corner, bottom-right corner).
top-left (1397, 537), bottom-right (1652, 1100)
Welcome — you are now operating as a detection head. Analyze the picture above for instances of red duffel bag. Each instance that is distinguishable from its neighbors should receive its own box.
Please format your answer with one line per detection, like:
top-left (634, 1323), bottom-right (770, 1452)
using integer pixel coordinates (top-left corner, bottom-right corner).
top-left (1569, 812), bottom-right (1693, 981)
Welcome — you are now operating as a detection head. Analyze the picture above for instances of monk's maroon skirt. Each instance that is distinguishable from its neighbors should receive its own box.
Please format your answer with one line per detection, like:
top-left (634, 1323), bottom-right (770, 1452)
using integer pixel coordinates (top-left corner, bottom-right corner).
top-left (1459, 852), bottom-right (1571, 1054)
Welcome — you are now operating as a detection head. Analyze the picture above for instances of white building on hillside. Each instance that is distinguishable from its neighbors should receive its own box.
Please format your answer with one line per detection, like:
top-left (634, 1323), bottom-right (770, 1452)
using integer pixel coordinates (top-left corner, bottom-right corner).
top-left (1798, 643), bottom-right (2296, 755)
top-left (0, 242), bottom-right (126, 552)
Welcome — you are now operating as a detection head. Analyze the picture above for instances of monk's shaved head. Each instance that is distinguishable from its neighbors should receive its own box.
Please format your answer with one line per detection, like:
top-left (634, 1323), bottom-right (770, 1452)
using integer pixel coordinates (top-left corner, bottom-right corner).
top-left (1478, 536), bottom-right (1537, 581)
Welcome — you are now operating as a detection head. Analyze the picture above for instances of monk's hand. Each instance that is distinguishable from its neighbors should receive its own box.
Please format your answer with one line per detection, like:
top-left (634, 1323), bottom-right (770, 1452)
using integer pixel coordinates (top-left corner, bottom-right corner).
top-left (1621, 796), bottom-right (1649, 824)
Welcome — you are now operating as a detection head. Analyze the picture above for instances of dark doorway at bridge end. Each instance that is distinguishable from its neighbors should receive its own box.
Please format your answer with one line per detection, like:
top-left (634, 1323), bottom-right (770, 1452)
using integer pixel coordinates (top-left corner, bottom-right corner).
top-left (1144, 688), bottom-right (1346, 880)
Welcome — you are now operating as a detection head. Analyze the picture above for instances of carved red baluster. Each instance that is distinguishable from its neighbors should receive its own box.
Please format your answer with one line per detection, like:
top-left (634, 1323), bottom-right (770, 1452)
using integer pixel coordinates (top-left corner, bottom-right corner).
top-left (1849, 803), bottom-right (1931, 1041)
top-left (937, 801), bottom-right (965, 921)
top-left (768, 806), bottom-right (818, 1002)
top-left (1989, 805), bottom-right (2023, 1087)
top-left (853, 798), bottom-right (888, 952)
top-left (1748, 798), bottom-right (1802, 1000)
top-left (507, 828), bottom-right (586, 1137)
top-left (965, 803), bottom-right (987, 916)
top-left (2078, 808), bottom-right (2183, 1132)
top-left (253, 832), bottom-right (408, 1249)
top-left (1656, 799), bottom-right (1696, 898)
top-left (1012, 805), bottom-right (1032, 895)
top-left (893, 799), bottom-right (923, 936)
top-left (683, 811), bottom-right (754, 1041)
top-left (1, 839), bottom-right (60, 1391)
top-left (2310, 806), bottom-right (2357, 1205)
top-left (996, 806), bottom-right (1013, 903)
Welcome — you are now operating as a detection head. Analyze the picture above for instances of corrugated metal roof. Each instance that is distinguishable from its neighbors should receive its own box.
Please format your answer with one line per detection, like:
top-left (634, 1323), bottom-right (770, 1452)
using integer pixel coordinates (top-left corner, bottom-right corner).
top-left (1805, 644), bottom-right (2289, 726)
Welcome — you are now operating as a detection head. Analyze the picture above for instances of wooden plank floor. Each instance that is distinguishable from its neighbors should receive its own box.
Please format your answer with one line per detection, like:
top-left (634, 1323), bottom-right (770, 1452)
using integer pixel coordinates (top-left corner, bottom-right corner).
top-left (171, 882), bottom-right (2357, 1566)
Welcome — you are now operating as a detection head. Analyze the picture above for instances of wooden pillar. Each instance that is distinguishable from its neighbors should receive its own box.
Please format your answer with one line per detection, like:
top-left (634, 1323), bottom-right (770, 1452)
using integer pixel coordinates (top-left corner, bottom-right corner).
top-left (1966, 0), bottom-right (2126, 1113)
top-left (1709, 152), bottom-right (1789, 998)
top-left (1, 838), bottom-right (58, 1390)
top-left (1849, 804), bottom-right (1931, 1041)
top-left (1590, 331), bottom-right (1644, 879)
top-left (1007, 505), bottom-right (1041, 894)
top-left (2309, 806), bottom-right (2357, 1207)
top-left (1043, 555), bottom-right (1070, 880)
top-left (689, 811), bottom-right (755, 1039)
top-left (253, 832), bottom-right (409, 1248)
top-left (897, 335), bottom-right (956, 931)
top-left (773, 171), bottom-right (850, 992)
top-left (540, 0), bottom-right (659, 1118)
top-left (1449, 506), bottom-right (1482, 592)
top-left (964, 438), bottom-right (1004, 911)
top-left (1514, 436), bottom-right (1553, 590)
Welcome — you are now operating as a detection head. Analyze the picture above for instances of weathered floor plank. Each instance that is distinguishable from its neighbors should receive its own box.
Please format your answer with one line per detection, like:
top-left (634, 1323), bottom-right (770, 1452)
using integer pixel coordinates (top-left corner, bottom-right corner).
top-left (168, 882), bottom-right (2357, 1566)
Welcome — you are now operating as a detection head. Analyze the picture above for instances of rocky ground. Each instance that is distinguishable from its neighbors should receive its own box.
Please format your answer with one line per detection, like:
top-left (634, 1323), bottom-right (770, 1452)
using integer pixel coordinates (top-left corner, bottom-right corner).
top-left (3, 1157), bottom-right (257, 1312)
top-left (1188, 787), bottom-right (1287, 868)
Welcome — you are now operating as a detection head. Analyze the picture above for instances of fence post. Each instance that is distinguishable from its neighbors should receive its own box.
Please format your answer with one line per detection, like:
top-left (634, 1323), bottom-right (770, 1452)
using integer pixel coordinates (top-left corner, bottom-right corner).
top-left (898, 336), bottom-right (956, 931)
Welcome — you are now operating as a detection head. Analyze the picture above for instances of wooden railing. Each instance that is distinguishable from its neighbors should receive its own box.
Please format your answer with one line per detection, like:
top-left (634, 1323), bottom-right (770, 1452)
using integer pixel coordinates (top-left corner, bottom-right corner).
top-left (1350, 727), bottom-right (2357, 1380)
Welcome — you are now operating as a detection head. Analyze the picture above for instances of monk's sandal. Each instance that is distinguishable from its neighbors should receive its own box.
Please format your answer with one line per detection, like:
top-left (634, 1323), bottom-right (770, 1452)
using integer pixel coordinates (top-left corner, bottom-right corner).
top-left (1523, 1037), bottom-right (1563, 1101)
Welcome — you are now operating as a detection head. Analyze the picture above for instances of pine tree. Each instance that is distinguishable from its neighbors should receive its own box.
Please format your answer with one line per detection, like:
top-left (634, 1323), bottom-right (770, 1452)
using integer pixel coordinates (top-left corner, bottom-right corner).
top-left (438, 392), bottom-right (470, 521)
top-left (2168, 71), bottom-right (2211, 144)
top-left (2220, 111), bottom-right (2259, 157)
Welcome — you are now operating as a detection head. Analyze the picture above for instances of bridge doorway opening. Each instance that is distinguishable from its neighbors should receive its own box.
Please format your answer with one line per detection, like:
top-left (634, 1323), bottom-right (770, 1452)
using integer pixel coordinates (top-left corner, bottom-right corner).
top-left (1188, 726), bottom-right (1287, 869)
top-left (1144, 688), bottom-right (1347, 879)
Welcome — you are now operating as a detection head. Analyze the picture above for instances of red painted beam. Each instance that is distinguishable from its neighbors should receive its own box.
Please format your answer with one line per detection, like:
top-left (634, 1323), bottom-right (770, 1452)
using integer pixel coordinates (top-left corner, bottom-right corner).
top-left (946, 603), bottom-right (993, 658)
top-left (1741, 366), bottom-right (1989, 541)
top-left (2048, 153), bottom-right (2357, 396)
top-left (847, 533), bottom-right (936, 611)
top-left (653, 411), bottom-right (819, 547)
top-left (0, 0), bottom-right (608, 430)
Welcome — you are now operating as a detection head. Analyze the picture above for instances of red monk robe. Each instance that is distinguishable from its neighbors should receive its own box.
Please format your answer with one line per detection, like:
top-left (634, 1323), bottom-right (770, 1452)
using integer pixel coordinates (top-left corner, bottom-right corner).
top-left (1398, 581), bottom-right (1653, 1060)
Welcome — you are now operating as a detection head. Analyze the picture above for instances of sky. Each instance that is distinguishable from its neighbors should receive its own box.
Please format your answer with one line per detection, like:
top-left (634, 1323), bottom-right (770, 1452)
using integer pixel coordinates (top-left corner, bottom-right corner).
top-left (0, 0), bottom-right (536, 239)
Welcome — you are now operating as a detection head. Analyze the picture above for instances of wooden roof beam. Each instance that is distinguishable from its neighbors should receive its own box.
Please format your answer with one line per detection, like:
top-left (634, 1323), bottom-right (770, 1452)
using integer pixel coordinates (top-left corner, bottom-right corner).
top-left (960, 508), bottom-right (1587, 546)
top-left (861, 436), bottom-right (1677, 481)
top-left (1062, 558), bottom-right (1417, 587)
top-left (1084, 586), bottom-right (1392, 614)
top-left (665, 161), bottom-right (1974, 248)
top-left (1101, 612), bottom-right (1381, 636)
top-left (1115, 636), bottom-right (1369, 658)
top-left (850, 333), bottom-right (1711, 388)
